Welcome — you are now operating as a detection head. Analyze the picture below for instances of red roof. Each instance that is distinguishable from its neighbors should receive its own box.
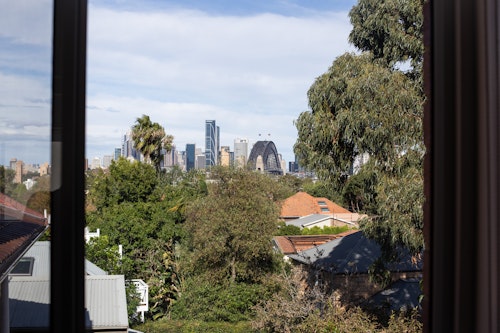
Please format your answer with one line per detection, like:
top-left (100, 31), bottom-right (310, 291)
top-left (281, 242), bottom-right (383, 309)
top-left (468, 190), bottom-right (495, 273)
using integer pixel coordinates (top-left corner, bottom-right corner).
top-left (274, 230), bottom-right (359, 255)
top-left (0, 193), bottom-right (48, 282)
top-left (280, 192), bottom-right (350, 218)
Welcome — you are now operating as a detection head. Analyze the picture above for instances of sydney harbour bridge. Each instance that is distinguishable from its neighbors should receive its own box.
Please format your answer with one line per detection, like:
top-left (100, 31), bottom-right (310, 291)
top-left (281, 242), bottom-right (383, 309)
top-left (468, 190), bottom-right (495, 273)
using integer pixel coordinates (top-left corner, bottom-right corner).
top-left (247, 140), bottom-right (283, 175)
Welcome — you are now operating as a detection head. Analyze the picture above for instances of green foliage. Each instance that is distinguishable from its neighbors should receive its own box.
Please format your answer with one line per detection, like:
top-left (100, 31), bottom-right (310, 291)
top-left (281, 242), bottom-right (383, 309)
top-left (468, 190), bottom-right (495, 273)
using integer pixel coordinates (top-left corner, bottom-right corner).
top-left (133, 319), bottom-right (252, 333)
top-left (172, 277), bottom-right (277, 323)
top-left (0, 166), bottom-right (15, 193)
top-left (184, 167), bottom-right (282, 284)
top-left (349, 0), bottom-right (424, 78)
top-left (294, 1), bottom-right (425, 262)
top-left (85, 235), bottom-right (124, 274)
top-left (131, 114), bottom-right (173, 172)
top-left (301, 225), bottom-right (351, 235)
top-left (87, 158), bottom-right (157, 211)
top-left (275, 222), bottom-right (302, 236)
top-left (301, 180), bottom-right (344, 204)
top-left (341, 162), bottom-right (378, 213)
top-left (86, 164), bottom-right (208, 319)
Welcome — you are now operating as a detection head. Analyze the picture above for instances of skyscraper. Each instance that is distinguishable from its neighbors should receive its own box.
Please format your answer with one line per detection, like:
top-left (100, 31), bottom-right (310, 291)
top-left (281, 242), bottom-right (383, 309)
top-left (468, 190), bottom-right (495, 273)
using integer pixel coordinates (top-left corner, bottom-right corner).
top-left (114, 148), bottom-right (121, 160)
top-left (220, 146), bottom-right (231, 166)
top-left (205, 120), bottom-right (218, 168)
top-left (186, 143), bottom-right (196, 171)
top-left (234, 138), bottom-right (248, 168)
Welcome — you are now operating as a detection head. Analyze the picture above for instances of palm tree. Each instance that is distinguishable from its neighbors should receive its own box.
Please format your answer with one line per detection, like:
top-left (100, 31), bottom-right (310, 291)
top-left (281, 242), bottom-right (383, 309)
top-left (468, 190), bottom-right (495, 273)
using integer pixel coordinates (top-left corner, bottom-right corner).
top-left (131, 115), bottom-right (173, 172)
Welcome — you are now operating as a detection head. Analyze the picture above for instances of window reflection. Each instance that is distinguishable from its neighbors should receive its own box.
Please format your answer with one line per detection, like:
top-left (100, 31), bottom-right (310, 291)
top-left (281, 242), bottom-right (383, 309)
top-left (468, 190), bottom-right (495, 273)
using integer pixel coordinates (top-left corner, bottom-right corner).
top-left (0, 1), bottom-right (53, 332)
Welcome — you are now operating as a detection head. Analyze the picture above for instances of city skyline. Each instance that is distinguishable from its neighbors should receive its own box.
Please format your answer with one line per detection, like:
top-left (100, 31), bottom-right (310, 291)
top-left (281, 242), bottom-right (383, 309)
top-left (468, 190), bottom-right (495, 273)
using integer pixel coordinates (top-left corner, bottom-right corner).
top-left (1, 0), bottom-right (356, 166)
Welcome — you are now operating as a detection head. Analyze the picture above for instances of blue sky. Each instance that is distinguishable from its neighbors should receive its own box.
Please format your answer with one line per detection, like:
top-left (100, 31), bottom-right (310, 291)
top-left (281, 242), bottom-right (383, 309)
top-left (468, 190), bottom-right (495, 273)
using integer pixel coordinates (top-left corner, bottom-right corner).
top-left (0, 0), bottom-right (356, 167)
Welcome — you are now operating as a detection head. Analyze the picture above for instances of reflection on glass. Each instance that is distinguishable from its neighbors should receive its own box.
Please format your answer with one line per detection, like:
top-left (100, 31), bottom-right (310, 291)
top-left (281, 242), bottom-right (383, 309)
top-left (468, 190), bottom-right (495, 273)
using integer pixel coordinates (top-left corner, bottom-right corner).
top-left (0, 1), bottom-right (53, 331)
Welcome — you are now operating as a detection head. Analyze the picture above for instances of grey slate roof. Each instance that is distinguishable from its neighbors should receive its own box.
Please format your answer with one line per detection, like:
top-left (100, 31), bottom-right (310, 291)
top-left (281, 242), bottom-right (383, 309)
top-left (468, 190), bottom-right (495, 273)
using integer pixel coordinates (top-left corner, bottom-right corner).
top-left (366, 278), bottom-right (422, 312)
top-left (9, 275), bottom-right (128, 330)
top-left (287, 231), bottom-right (422, 274)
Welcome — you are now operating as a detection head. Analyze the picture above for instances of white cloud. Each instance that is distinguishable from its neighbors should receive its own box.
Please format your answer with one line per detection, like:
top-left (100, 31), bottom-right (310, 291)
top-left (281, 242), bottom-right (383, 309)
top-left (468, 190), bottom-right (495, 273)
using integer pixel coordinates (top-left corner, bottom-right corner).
top-left (86, 4), bottom-right (355, 163)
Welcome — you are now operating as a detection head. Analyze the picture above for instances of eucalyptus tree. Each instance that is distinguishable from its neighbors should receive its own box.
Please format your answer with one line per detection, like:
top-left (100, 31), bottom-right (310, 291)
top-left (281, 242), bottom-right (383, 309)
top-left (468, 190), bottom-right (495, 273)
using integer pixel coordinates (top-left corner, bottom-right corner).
top-left (294, 0), bottom-right (425, 262)
top-left (131, 114), bottom-right (173, 172)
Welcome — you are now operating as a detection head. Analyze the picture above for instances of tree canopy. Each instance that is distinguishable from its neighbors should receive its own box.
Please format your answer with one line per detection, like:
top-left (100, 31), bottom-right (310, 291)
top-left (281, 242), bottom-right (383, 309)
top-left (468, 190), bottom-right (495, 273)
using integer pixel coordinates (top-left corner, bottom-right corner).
top-left (131, 114), bottom-right (173, 172)
top-left (294, 0), bottom-right (424, 260)
top-left (184, 167), bottom-right (282, 284)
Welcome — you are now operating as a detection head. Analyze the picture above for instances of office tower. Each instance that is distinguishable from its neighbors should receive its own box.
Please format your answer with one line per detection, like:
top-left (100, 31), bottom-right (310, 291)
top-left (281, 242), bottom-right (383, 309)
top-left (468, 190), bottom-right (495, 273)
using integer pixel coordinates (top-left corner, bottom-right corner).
top-left (177, 151), bottom-right (186, 170)
top-left (164, 144), bottom-right (177, 168)
top-left (195, 153), bottom-right (206, 169)
top-left (14, 160), bottom-right (23, 183)
top-left (91, 157), bottom-right (101, 170)
top-left (9, 158), bottom-right (17, 170)
top-left (234, 138), bottom-right (248, 168)
top-left (205, 120), bottom-right (218, 167)
top-left (102, 155), bottom-right (113, 169)
top-left (122, 132), bottom-right (140, 161)
top-left (220, 146), bottom-right (230, 166)
top-left (114, 148), bottom-right (121, 160)
top-left (186, 144), bottom-right (196, 171)
top-left (39, 162), bottom-right (50, 176)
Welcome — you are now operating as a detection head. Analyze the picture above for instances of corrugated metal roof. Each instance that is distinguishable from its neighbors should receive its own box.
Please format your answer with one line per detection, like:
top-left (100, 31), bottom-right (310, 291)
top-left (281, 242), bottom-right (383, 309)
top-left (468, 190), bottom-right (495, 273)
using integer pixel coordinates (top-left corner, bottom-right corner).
top-left (9, 277), bottom-right (50, 328)
top-left (85, 275), bottom-right (128, 329)
top-left (18, 241), bottom-right (108, 277)
top-left (9, 275), bottom-right (128, 330)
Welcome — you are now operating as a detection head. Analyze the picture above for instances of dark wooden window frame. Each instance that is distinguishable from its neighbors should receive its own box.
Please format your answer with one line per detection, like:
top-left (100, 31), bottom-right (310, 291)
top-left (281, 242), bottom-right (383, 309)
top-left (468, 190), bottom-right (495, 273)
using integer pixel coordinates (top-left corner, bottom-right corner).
top-left (49, 0), bottom-right (500, 332)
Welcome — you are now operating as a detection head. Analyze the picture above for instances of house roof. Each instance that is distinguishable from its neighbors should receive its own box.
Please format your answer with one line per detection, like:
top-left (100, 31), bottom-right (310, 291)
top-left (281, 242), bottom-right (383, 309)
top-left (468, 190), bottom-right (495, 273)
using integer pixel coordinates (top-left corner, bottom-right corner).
top-left (0, 193), bottom-right (48, 283)
top-left (365, 278), bottom-right (422, 312)
top-left (273, 230), bottom-right (359, 255)
top-left (285, 214), bottom-right (332, 228)
top-left (9, 241), bottom-right (127, 331)
top-left (280, 192), bottom-right (350, 218)
top-left (9, 275), bottom-right (128, 331)
top-left (288, 231), bottom-right (422, 274)
top-left (14, 241), bottom-right (108, 277)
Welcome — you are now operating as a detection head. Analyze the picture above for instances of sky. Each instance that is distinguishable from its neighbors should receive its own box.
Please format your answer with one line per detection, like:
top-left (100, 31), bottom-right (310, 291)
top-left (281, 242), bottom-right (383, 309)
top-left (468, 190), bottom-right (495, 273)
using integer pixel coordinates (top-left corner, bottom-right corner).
top-left (0, 0), bottom-right (356, 167)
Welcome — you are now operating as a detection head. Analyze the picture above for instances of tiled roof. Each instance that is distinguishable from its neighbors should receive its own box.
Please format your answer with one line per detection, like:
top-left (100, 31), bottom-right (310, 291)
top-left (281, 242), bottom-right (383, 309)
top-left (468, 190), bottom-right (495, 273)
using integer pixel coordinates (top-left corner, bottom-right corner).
top-left (0, 193), bottom-right (48, 283)
top-left (273, 230), bottom-right (359, 255)
top-left (280, 192), bottom-right (350, 218)
top-left (288, 231), bottom-right (422, 274)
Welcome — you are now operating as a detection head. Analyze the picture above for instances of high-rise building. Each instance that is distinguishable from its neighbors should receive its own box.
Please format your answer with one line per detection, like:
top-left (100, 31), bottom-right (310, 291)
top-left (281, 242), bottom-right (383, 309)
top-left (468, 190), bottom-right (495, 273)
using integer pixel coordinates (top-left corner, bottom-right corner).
top-left (186, 144), bottom-right (196, 171)
top-left (91, 157), bottom-right (101, 170)
top-left (205, 120), bottom-right (218, 168)
top-left (114, 148), bottom-right (121, 160)
top-left (164, 144), bottom-right (177, 168)
top-left (234, 138), bottom-right (248, 168)
top-left (220, 146), bottom-right (231, 166)
top-left (9, 158), bottom-right (17, 170)
top-left (122, 132), bottom-right (140, 161)
top-left (195, 153), bottom-right (206, 169)
top-left (14, 160), bottom-right (23, 183)
top-left (39, 162), bottom-right (51, 176)
top-left (102, 155), bottom-right (113, 169)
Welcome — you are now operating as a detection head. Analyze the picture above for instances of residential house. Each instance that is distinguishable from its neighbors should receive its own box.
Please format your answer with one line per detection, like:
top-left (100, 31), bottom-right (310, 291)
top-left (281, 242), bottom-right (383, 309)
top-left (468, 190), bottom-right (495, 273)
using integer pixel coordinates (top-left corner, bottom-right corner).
top-left (8, 241), bottom-right (129, 333)
top-left (0, 193), bottom-right (48, 332)
top-left (280, 192), bottom-right (351, 220)
top-left (287, 230), bottom-right (422, 308)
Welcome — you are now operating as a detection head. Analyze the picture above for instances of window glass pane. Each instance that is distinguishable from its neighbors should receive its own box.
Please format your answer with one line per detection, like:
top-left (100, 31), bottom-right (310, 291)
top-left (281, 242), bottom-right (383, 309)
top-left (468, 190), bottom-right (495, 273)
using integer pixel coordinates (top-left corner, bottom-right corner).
top-left (0, 0), bottom-right (53, 330)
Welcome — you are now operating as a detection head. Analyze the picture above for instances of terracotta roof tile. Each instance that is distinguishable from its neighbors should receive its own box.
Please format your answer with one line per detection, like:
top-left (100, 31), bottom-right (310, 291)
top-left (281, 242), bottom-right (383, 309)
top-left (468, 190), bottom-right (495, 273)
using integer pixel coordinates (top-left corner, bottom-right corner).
top-left (0, 193), bottom-right (48, 282)
top-left (273, 229), bottom-right (359, 255)
top-left (280, 192), bottom-right (350, 218)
